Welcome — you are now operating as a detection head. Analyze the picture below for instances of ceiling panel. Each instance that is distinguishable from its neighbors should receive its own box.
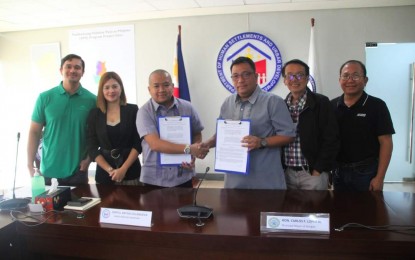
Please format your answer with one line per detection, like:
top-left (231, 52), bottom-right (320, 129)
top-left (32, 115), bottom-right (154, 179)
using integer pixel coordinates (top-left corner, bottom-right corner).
top-left (0, 0), bottom-right (413, 32)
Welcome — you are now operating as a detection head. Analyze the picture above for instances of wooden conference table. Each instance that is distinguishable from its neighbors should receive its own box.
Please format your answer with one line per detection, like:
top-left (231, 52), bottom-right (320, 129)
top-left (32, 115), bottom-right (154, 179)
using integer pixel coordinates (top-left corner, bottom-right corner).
top-left (7, 185), bottom-right (415, 259)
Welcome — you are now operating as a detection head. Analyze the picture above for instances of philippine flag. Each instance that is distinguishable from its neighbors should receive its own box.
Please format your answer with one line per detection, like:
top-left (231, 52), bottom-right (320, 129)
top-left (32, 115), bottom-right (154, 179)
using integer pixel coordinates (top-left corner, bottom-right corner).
top-left (173, 25), bottom-right (191, 101)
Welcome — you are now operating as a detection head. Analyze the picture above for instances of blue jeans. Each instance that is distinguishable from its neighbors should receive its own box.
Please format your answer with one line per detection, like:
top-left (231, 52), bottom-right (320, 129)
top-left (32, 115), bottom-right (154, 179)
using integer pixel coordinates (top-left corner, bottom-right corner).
top-left (333, 160), bottom-right (378, 191)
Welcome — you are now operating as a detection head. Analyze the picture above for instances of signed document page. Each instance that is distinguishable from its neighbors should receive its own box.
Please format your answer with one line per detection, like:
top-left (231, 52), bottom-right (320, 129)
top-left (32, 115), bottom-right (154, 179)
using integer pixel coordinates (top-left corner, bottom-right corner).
top-left (158, 116), bottom-right (191, 165)
top-left (214, 119), bottom-right (250, 174)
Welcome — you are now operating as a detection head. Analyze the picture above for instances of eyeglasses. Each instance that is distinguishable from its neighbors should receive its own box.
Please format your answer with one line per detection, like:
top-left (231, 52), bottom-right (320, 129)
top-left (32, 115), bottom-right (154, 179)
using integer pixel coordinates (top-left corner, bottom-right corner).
top-left (285, 73), bottom-right (307, 81)
top-left (231, 72), bottom-right (253, 81)
top-left (340, 74), bottom-right (364, 81)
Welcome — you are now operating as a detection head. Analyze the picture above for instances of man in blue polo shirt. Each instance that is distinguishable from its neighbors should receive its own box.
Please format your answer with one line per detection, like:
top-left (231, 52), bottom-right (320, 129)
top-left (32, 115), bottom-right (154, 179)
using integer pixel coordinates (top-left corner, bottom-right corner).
top-left (136, 69), bottom-right (207, 188)
top-left (27, 54), bottom-right (96, 185)
top-left (202, 57), bottom-right (296, 189)
top-left (331, 60), bottom-right (395, 191)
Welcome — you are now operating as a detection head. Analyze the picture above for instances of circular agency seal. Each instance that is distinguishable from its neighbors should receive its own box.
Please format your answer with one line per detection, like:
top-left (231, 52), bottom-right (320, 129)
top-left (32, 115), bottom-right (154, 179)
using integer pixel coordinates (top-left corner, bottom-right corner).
top-left (101, 208), bottom-right (111, 218)
top-left (216, 32), bottom-right (283, 93)
top-left (268, 216), bottom-right (280, 229)
top-left (308, 75), bottom-right (317, 93)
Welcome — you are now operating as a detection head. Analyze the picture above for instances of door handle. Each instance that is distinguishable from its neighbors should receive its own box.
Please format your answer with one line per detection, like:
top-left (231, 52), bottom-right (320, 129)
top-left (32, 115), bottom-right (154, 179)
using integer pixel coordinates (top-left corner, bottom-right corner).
top-left (409, 63), bottom-right (415, 163)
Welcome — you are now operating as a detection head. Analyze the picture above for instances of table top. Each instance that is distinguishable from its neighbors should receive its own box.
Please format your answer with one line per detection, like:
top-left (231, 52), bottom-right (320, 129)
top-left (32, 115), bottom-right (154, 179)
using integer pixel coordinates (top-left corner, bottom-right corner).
top-left (24, 185), bottom-right (415, 237)
top-left (9, 185), bottom-right (415, 259)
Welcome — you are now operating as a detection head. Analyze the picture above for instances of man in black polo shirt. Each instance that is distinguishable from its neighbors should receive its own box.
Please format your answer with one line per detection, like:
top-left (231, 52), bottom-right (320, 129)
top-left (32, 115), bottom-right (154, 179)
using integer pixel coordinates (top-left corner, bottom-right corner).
top-left (331, 60), bottom-right (395, 191)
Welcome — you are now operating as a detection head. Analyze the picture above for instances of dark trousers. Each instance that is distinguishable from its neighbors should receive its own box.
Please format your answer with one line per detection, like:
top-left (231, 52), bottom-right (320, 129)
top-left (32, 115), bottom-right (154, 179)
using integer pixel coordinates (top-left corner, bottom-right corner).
top-left (44, 170), bottom-right (88, 186)
top-left (333, 159), bottom-right (378, 191)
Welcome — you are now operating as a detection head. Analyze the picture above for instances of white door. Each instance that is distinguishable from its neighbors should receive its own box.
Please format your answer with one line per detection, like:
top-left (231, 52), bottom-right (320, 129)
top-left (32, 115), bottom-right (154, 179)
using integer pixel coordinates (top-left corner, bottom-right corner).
top-left (365, 43), bottom-right (415, 181)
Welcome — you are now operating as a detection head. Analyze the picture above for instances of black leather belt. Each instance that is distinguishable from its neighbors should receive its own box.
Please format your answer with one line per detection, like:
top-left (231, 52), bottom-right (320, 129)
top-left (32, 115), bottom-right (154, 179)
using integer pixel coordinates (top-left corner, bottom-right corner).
top-left (101, 148), bottom-right (121, 159)
top-left (101, 148), bottom-right (123, 168)
top-left (288, 166), bottom-right (309, 171)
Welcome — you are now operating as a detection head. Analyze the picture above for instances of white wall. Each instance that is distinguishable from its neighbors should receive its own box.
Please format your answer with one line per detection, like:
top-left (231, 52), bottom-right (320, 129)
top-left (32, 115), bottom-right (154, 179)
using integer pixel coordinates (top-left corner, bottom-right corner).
top-left (1, 6), bottom-right (415, 188)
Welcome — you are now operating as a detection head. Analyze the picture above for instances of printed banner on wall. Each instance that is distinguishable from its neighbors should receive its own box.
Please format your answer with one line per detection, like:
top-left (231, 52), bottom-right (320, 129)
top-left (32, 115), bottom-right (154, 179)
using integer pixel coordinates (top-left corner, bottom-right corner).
top-left (69, 25), bottom-right (136, 103)
top-left (30, 42), bottom-right (61, 93)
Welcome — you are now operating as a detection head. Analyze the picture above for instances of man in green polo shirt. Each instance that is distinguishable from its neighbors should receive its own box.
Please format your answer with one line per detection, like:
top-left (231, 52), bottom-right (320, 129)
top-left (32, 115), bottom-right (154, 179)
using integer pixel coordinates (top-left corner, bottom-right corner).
top-left (27, 54), bottom-right (96, 185)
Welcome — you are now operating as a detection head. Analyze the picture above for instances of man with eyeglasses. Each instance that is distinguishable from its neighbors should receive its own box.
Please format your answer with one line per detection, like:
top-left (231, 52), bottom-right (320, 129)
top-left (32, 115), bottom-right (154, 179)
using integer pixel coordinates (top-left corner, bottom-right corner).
top-left (136, 69), bottom-right (208, 188)
top-left (331, 60), bottom-right (395, 191)
top-left (282, 59), bottom-right (339, 190)
top-left (202, 56), bottom-right (296, 189)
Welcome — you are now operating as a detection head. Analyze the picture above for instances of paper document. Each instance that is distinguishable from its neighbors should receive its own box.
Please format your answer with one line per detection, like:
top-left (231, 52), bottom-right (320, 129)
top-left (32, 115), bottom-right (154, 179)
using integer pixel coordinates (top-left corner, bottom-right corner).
top-left (158, 116), bottom-right (191, 165)
top-left (214, 119), bottom-right (250, 174)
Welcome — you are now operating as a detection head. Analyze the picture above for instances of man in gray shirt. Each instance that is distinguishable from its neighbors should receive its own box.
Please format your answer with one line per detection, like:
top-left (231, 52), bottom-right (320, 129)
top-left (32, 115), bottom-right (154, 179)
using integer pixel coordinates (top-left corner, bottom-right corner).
top-left (136, 69), bottom-right (207, 188)
top-left (202, 57), bottom-right (296, 189)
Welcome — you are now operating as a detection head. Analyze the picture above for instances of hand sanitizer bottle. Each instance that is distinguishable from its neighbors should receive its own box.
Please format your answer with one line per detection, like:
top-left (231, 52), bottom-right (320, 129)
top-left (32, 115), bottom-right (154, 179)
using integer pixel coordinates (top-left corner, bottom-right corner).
top-left (32, 168), bottom-right (45, 203)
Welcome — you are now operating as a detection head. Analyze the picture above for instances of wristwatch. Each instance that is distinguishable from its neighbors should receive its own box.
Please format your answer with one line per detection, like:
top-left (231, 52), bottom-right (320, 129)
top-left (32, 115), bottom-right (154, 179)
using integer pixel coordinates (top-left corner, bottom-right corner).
top-left (184, 144), bottom-right (191, 154)
top-left (259, 138), bottom-right (267, 149)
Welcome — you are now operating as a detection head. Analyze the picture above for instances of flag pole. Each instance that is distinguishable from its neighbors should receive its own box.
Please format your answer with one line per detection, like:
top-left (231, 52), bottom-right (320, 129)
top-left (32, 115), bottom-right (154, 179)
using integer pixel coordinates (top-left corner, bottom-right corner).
top-left (173, 25), bottom-right (181, 98)
top-left (307, 17), bottom-right (318, 93)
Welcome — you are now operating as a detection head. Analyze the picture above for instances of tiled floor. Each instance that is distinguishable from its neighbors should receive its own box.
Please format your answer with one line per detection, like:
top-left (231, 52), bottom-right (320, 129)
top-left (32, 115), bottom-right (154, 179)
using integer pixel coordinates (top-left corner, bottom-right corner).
top-left (381, 182), bottom-right (415, 193)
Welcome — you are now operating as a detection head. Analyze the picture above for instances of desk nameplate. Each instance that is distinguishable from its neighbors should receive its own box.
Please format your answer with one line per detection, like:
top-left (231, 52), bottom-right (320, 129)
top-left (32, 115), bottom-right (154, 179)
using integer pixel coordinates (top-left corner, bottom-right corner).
top-left (99, 207), bottom-right (152, 227)
top-left (260, 212), bottom-right (330, 234)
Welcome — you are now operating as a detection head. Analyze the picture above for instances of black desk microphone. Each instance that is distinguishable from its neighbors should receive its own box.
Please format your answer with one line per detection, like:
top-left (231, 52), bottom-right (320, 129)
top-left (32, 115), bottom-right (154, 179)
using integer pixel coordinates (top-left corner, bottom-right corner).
top-left (0, 132), bottom-right (30, 210)
top-left (177, 167), bottom-right (213, 220)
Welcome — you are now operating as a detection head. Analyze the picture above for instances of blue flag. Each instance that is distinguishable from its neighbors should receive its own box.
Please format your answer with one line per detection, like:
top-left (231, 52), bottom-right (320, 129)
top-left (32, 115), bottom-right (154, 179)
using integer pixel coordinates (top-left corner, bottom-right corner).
top-left (173, 25), bottom-right (191, 101)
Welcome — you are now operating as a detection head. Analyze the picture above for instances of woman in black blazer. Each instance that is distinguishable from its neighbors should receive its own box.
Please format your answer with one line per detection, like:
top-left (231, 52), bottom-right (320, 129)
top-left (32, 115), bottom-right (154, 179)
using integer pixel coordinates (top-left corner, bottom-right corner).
top-left (87, 71), bottom-right (141, 185)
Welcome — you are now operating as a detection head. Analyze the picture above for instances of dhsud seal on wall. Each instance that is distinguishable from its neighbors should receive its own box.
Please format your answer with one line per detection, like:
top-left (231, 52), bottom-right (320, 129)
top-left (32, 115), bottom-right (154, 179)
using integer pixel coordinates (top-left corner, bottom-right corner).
top-left (216, 32), bottom-right (283, 93)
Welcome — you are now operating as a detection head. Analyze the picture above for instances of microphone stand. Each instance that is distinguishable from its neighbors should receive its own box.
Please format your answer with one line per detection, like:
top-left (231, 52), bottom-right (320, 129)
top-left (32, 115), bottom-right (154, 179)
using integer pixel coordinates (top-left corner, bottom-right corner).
top-left (0, 132), bottom-right (30, 210)
top-left (177, 167), bottom-right (213, 225)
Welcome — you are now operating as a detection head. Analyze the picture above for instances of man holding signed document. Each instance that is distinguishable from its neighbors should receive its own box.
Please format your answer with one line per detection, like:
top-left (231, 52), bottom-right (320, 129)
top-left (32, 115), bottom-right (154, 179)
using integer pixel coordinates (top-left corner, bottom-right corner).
top-left (136, 69), bottom-right (208, 188)
top-left (202, 57), bottom-right (296, 189)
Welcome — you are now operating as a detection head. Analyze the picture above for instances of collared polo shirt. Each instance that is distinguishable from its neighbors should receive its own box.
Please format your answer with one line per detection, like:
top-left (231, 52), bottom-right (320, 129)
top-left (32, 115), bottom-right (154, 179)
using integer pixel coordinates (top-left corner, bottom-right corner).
top-left (219, 86), bottom-right (296, 189)
top-left (331, 91), bottom-right (395, 163)
top-left (31, 83), bottom-right (96, 178)
top-left (136, 97), bottom-right (204, 187)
